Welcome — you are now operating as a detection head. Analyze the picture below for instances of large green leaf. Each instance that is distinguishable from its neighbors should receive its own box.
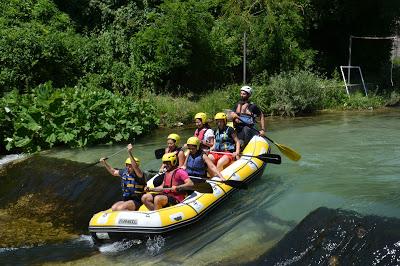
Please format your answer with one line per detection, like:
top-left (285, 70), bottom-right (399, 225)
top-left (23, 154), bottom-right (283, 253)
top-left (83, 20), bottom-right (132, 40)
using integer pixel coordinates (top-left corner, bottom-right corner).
top-left (14, 136), bottom-right (31, 147)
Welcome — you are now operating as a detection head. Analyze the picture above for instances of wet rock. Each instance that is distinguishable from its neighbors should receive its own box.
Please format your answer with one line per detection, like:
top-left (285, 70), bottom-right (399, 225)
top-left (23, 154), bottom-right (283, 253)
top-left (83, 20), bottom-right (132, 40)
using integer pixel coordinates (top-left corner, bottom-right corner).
top-left (0, 155), bottom-right (120, 247)
top-left (251, 207), bottom-right (400, 265)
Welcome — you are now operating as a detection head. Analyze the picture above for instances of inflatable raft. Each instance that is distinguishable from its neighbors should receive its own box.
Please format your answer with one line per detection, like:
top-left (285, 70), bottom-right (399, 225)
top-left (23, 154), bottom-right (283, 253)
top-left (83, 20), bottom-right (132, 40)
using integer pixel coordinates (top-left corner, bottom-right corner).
top-left (89, 135), bottom-right (270, 243)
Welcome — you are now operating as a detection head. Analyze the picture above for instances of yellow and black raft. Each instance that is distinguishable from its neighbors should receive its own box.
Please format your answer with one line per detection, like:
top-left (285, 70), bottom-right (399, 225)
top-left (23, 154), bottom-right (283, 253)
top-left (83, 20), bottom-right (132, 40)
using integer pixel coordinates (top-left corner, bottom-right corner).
top-left (89, 135), bottom-right (277, 243)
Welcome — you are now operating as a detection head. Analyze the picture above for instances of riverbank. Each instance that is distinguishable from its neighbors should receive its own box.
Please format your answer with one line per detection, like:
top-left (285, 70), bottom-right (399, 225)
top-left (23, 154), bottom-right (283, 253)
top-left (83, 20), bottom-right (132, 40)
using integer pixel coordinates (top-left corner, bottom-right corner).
top-left (1, 70), bottom-right (399, 154)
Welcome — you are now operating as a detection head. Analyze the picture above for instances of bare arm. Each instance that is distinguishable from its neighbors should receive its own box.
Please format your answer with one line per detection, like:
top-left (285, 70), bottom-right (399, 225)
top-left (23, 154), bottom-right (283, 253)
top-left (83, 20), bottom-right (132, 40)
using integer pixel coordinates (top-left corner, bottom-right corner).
top-left (100, 158), bottom-right (119, 176)
top-left (127, 143), bottom-right (143, 178)
top-left (181, 153), bottom-right (189, 170)
top-left (259, 112), bottom-right (266, 136)
top-left (147, 181), bottom-right (165, 192)
top-left (178, 150), bottom-right (186, 167)
top-left (232, 132), bottom-right (241, 159)
top-left (180, 177), bottom-right (194, 188)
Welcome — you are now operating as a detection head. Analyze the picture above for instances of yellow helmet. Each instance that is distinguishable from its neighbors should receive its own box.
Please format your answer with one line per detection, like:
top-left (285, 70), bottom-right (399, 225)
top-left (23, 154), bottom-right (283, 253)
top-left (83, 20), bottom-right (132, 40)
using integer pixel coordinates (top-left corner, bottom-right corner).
top-left (194, 112), bottom-right (207, 123)
top-left (167, 133), bottom-right (180, 146)
top-left (186, 136), bottom-right (200, 150)
top-left (125, 157), bottom-right (140, 167)
top-left (214, 112), bottom-right (227, 123)
top-left (162, 152), bottom-right (177, 166)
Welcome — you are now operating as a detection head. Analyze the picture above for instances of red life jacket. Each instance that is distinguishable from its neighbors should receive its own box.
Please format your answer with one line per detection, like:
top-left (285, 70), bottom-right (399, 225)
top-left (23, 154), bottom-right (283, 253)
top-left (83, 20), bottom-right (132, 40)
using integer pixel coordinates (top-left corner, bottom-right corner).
top-left (194, 128), bottom-right (207, 141)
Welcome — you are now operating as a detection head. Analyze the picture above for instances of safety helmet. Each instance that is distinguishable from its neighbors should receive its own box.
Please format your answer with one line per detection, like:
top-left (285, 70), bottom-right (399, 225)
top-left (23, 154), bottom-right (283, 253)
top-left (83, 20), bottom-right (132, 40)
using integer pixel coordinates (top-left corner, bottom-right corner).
top-left (186, 136), bottom-right (200, 150)
top-left (214, 112), bottom-right (227, 123)
top-left (167, 133), bottom-right (180, 146)
top-left (125, 157), bottom-right (140, 167)
top-left (194, 112), bottom-right (207, 123)
top-left (240, 85), bottom-right (252, 96)
top-left (162, 152), bottom-right (177, 166)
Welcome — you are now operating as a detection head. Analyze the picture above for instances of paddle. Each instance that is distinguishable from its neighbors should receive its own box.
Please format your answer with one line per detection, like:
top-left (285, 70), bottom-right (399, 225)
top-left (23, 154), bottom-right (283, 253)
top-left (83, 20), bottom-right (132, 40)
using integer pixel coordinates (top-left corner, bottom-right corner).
top-left (154, 148), bottom-right (165, 159)
top-left (148, 182), bottom-right (213, 194)
top-left (73, 147), bottom-right (127, 176)
top-left (210, 151), bottom-right (281, 164)
top-left (189, 175), bottom-right (248, 189)
top-left (236, 117), bottom-right (301, 161)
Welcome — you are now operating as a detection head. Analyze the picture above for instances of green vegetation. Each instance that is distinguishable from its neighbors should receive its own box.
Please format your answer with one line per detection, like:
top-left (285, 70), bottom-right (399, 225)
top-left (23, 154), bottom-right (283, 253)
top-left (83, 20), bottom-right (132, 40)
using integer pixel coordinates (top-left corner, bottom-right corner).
top-left (0, 0), bottom-right (399, 153)
top-left (0, 83), bottom-right (158, 153)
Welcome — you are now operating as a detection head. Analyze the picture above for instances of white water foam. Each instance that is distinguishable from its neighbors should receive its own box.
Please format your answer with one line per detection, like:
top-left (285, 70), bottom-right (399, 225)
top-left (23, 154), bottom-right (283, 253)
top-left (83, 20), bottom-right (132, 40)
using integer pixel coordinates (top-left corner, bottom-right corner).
top-left (98, 239), bottom-right (142, 254)
top-left (146, 235), bottom-right (165, 256)
top-left (0, 247), bottom-right (18, 253)
top-left (0, 154), bottom-right (26, 166)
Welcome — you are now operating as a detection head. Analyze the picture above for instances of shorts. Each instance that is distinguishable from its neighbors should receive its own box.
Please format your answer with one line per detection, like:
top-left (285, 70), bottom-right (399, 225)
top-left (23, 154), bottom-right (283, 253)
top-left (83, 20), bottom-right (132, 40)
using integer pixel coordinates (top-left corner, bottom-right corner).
top-left (210, 151), bottom-right (235, 165)
top-left (166, 195), bottom-right (179, 206)
top-left (123, 195), bottom-right (142, 208)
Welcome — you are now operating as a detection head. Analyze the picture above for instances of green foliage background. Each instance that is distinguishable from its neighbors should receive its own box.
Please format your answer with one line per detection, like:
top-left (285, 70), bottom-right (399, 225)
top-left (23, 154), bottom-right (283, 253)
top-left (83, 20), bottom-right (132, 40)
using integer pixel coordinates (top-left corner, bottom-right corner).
top-left (0, 0), bottom-right (399, 153)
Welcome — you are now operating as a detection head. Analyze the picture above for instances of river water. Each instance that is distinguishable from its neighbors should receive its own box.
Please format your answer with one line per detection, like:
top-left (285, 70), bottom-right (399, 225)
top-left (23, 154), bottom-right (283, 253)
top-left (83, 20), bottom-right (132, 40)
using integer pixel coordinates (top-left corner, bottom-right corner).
top-left (1, 110), bottom-right (400, 265)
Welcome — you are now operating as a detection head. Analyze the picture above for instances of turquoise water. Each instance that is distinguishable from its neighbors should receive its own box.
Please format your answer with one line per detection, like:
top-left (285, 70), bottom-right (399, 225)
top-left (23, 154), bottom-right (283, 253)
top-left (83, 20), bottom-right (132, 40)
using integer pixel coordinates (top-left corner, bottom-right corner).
top-left (1, 109), bottom-right (400, 265)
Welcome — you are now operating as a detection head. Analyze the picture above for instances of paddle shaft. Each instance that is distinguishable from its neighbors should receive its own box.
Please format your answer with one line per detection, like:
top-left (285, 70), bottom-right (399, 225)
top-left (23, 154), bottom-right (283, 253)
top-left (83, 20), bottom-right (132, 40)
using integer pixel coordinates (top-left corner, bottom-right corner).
top-left (148, 182), bottom-right (213, 193)
top-left (210, 151), bottom-right (281, 164)
top-left (189, 175), bottom-right (248, 189)
top-left (236, 117), bottom-right (301, 161)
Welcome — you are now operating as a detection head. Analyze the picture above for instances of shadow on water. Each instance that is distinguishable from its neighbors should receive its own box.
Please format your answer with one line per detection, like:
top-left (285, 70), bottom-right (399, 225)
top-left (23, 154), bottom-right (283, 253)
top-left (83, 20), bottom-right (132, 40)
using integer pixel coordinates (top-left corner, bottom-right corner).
top-left (0, 236), bottom-right (97, 265)
top-left (251, 207), bottom-right (400, 266)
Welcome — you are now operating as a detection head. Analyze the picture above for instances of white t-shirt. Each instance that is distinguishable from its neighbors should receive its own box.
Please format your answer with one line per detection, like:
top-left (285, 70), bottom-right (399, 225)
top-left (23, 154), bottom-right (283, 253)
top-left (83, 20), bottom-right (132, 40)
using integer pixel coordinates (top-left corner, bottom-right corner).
top-left (203, 128), bottom-right (214, 144)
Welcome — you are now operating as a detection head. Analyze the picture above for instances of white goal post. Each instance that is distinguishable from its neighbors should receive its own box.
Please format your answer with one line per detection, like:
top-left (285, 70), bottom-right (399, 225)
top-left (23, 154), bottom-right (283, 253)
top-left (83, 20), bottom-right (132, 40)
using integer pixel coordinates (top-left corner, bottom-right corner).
top-left (340, 66), bottom-right (368, 96)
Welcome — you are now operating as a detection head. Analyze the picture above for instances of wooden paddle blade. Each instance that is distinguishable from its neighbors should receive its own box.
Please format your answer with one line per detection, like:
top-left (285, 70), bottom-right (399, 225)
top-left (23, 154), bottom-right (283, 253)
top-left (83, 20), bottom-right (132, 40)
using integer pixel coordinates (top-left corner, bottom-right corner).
top-left (223, 180), bottom-right (248, 189)
top-left (276, 143), bottom-right (301, 161)
top-left (154, 148), bottom-right (165, 159)
top-left (191, 182), bottom-right (213, 193)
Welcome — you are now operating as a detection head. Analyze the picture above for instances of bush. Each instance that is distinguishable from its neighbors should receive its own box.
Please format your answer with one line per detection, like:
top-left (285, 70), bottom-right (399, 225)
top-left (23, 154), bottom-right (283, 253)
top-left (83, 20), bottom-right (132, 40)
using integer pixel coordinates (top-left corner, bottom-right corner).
top-left (238, 71), bottom-right (342, 116)
top-left (342, 93), bottom-right (385, 110)
top-left (0, 83), bottom-right (159, 153)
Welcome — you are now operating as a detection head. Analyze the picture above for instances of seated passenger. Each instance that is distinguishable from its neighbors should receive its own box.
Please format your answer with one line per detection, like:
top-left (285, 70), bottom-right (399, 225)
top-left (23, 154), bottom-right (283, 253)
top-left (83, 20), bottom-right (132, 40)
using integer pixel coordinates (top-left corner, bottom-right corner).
top-left (159, 133), bottom-right (186, 172)
top-left (142, 153), bottom-right (194, 210)
top-left (99, 144), bottom-right (145, 211)
top-left (193, 112), bottom-right (214, 151)
top-left (182, 137), bottom-right (225, 181)
top-left (208, 113), bottom-right (241, 171)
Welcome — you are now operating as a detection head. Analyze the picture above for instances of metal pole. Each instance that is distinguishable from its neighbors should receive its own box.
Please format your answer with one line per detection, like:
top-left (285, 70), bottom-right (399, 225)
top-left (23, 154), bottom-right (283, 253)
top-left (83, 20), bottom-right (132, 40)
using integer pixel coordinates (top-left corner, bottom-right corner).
top-left (347, 35), bottom-right (352, 86)
top-left (243, 32), bottom-right (246, 85)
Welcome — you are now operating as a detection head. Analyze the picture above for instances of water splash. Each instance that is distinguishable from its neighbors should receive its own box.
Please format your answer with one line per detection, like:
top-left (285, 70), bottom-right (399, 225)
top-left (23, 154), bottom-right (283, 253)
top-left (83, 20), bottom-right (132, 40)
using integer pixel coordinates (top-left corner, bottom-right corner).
top-left (98, 239), bottom-right (142, 254)
top-left (146, 235), bottom-right (165, 256)
top-left (0, 154), bottom-right (26, 166)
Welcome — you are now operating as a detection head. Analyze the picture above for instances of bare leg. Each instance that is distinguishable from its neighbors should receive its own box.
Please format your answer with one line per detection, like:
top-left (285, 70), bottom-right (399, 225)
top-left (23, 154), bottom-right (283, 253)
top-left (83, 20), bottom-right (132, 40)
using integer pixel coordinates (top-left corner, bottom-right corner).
top-left (142, 194), bottom-right (155, 211)
top-left (154, 195), bottom-right (168, 210)
top-left (216, 155), bottom-right (230, 171)
top-left (115, 200), bottom-right (137, 211)
top-left (111, 201), bottom-right (124, 211)
top-left (208, 154), bottom-right (216, 164)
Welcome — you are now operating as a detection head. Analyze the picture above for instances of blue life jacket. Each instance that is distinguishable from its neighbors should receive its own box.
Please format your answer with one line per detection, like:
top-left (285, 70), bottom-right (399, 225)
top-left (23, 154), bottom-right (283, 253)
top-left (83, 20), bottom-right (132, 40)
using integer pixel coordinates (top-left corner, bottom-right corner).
top-left (238, 114), bottom-right (254, 126)
top-left (119, 168), bottom-right (145, 198)
top-left (214, 126), bottom-right (235, 152)
top-left (187, 150), bottom-right (206, 177)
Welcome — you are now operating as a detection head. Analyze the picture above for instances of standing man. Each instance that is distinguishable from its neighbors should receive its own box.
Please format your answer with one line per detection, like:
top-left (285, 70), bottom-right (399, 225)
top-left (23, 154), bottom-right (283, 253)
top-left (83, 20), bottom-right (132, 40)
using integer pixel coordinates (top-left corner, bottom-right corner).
top-left (142, 153), bottom-right (194, 210)
top-left (230, 85), bottom-right (266, 147)
top-left (100, 144), bottom-right (145, 211)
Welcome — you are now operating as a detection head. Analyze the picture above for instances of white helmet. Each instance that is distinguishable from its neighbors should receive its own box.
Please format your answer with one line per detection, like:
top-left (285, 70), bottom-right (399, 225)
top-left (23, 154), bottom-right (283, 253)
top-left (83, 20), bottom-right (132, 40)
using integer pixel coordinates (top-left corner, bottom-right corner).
top-left (240, 85), bottom-right (252, 96)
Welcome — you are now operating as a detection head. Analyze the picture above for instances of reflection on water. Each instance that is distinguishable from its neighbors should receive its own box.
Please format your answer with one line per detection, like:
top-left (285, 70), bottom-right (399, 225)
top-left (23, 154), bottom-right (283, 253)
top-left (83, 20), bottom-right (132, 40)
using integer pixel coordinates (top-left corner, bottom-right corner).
top-left (1, 110), bottom-right (400, 265)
